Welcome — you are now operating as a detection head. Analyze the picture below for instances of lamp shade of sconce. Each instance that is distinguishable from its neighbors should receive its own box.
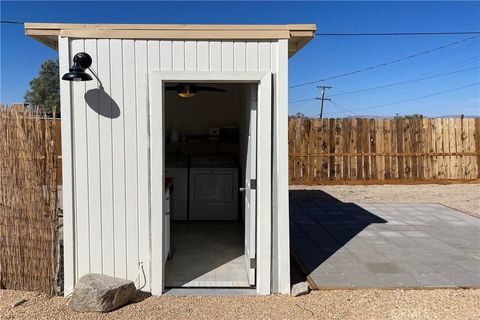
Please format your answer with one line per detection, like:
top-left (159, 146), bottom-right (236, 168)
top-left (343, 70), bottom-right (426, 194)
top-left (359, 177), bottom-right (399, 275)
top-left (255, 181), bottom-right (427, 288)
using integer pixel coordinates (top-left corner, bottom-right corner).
top-left (62, 52), bottom-right (93, 81)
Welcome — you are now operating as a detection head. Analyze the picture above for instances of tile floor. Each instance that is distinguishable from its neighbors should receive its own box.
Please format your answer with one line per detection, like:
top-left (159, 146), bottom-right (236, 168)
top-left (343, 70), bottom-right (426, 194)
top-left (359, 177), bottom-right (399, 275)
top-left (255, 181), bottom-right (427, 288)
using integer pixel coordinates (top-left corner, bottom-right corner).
top-left (165, 221), bottom-right (251, 288)
top-left (290, 193), bottom-right (480, 289)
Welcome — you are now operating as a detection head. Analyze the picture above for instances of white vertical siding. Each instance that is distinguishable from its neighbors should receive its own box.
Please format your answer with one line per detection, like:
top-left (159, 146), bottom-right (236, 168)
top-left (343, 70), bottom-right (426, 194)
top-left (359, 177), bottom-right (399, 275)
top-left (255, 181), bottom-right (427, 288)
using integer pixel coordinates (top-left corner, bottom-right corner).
top-left (209, 41), bottom-right (221, 70)
top-left (122, 40), bottom-right (139, 284)
top-left (110, 39), bottom-right (127, 279)
top-left (246, 42), bottom-right (259, 71)
top-left (221, 42), bottom-right (233, 71)
top-left (134, 40), bottom-right (151, 291)
top-left (197, 41), bottom-right (209, 71)
top-left (97, 39), bottom-right (115, 277)
top-left (234, 42), bottom-right (246, 70)
top-left (184, 41), bottom-right (197, 71)
top-left (84, 39), bottom-right (103, 275)
top-left (172, 41), bottom-right (185, 71)
top-left (67, 39), bottom-right (280, 292)
top-left (71, 39), bottom-right (90, 279)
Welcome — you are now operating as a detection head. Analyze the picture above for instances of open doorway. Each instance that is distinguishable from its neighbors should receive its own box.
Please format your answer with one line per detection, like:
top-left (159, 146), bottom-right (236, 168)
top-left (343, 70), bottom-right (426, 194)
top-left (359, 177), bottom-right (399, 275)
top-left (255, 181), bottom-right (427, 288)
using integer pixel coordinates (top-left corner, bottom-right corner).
top-left (164, 82), bottom-right (257, 288)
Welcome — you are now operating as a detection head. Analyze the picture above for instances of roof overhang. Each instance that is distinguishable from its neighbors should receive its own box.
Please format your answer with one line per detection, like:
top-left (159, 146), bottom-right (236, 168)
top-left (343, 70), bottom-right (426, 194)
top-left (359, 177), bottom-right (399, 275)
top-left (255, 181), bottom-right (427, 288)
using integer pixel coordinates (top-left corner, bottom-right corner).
top-left (25, 23), bottom-right (316, 57)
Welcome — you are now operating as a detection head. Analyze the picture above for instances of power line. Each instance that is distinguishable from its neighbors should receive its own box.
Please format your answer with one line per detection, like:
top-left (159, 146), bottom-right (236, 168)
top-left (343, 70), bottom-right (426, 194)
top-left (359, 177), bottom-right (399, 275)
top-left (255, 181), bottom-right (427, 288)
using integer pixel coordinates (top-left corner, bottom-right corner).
top-left (2, 20), bottom-right (478, 35)
top-left (329, 83), bottom-right (479, 115)
top-left (329, 67), bottom-right (480, 97)
top-left (0, 20), bottom-right (24, 25)
top-left (289, 36), bottom-right (479, 89)
top-left (289, 65), bottom-right (478, 105)
top-left (329, 100), bottom-right (357, 116)
top-left (289, 99), bottom-right (316, 111)
top-left (336, 43), bottom-right (479, 88)
top-left (316, 32), bottom-right (480, 36)
top-left (289, 97), bottom-right (316, 104)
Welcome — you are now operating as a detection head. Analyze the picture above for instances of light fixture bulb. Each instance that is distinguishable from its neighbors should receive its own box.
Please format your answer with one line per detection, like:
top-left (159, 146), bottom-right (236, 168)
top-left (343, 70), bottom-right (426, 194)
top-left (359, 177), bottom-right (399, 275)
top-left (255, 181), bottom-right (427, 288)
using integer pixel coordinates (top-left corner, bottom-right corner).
top-left (178, 92), bottom-right (196, 98)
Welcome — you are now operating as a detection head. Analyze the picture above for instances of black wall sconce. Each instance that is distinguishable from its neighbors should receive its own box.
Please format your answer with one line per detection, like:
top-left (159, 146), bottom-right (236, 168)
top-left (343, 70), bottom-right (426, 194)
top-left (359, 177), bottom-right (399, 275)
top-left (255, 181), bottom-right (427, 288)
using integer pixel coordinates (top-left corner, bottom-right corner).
top-left (62, 52), bottom-right (93, 81)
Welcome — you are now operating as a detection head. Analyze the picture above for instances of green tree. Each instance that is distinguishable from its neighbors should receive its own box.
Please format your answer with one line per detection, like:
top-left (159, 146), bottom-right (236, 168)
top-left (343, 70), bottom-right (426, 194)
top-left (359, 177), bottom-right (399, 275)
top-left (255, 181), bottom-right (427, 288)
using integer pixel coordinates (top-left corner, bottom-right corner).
top-left (24, 59), bottom-right (60, 116)
top-left (404, 113), bottom-right (422, 119)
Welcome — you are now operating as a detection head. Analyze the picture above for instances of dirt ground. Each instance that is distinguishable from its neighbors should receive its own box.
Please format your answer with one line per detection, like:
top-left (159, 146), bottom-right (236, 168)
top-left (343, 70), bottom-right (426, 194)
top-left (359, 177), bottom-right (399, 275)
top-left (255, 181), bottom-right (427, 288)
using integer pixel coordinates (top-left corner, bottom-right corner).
top-left (1, 184), bottom-right (479, 319)
top-left (1, 288), bottom-right (479, 320)
top-left (290, 183), bottom-right (480, 217)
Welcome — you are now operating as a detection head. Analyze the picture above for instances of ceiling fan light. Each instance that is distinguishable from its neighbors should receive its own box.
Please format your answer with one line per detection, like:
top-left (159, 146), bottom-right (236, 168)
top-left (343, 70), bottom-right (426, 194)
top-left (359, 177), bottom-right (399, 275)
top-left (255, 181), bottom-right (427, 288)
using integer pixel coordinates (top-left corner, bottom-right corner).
top-left (177, 92), bottom-right (196, 98)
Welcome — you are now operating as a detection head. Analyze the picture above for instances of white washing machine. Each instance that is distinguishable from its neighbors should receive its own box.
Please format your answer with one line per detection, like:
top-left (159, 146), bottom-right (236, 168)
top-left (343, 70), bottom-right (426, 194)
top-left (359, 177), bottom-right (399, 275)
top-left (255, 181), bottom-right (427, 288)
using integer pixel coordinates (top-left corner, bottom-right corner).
top-left (165, 156), bottom-right (188, 221)
top-left (189, 156), bottom-right (238, 220)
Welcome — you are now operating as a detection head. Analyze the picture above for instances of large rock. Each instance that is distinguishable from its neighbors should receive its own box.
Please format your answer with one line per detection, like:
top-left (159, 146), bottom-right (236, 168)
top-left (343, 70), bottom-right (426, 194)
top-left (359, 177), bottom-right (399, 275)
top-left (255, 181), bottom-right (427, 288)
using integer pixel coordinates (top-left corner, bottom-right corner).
top-left (291, 281), bottom-right (310, 297)
top-left (70, 273), bottom-right (136, 312)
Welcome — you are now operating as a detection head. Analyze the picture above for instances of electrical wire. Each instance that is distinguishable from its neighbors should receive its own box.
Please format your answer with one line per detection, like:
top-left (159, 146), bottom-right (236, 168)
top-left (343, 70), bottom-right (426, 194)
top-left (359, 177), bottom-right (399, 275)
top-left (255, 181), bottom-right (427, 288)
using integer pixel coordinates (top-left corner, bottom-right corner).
top-left (290, 65), bottom-right (479, 107)
top-left (328, 83), bottom-right (479, 115)
top-left (289, 97), bottom-right (317, 104)
top-left (3, 20), bottom-right (478, 35)
top-left (329, 100), bottom-right (358, 116)
top-left (289, 36), bottom-right (479, 89)
top-left (329, 67), bottom-right (480, 97)
top-left (0, 20), bottom-right (24, 25)
top-left (315, 32), bottom-right (480, 36)
top-left (289, 99), bottom-right (317, 111)
top-left (288, 67), bottom-right (480, 104)
top-left (337, 41), bottom-right (480, 88)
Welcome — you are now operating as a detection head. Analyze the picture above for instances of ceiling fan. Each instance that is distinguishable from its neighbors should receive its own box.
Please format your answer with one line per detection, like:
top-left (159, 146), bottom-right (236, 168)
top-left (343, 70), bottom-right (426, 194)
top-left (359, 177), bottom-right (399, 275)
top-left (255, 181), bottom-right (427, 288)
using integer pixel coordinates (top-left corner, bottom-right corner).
top-left (166, 83), bottom-right (226, 98)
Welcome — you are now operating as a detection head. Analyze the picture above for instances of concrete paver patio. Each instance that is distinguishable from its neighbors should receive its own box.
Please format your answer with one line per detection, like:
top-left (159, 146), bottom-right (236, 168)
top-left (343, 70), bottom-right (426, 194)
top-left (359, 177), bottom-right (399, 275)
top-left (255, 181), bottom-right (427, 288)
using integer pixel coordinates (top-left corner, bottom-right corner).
top-left (290, 191), bottom-right (480, 289)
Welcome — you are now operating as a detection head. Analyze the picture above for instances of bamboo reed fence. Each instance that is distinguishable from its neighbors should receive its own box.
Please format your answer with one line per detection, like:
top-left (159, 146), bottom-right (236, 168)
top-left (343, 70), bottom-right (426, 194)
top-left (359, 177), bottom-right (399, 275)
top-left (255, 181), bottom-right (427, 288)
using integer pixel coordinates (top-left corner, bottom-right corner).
top-left (289, 116), bottom-right (480, 184)
top-left (0, 106), bottom-right (59, 295)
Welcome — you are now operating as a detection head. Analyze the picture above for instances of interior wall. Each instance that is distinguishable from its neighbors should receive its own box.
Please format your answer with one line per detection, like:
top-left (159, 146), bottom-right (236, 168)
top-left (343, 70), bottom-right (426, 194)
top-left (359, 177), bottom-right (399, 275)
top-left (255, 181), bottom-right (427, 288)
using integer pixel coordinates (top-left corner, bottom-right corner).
top-left (165, 83), bottom-right (243, 136)
top-left (165, 83), bottom-right (249, 159)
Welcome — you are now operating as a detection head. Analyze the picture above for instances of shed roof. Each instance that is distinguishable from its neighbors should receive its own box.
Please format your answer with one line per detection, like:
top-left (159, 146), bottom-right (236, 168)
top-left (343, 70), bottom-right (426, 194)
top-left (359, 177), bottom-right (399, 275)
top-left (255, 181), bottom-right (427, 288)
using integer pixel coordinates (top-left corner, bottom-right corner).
top-left (24, 23), bottom-right (316, 57)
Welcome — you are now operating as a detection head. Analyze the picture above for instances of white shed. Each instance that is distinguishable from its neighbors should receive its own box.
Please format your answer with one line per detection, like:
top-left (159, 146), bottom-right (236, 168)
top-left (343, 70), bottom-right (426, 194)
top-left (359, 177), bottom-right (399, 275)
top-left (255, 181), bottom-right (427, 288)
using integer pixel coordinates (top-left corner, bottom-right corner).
top-left (25, 23), bottom-right (316, 295)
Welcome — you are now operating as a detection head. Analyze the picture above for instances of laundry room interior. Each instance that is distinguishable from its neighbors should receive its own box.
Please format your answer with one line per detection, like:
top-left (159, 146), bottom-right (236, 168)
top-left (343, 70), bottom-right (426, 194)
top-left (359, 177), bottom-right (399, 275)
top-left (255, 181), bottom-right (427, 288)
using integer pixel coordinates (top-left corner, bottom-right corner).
top-left (163, 82), bottom-right (257, 288)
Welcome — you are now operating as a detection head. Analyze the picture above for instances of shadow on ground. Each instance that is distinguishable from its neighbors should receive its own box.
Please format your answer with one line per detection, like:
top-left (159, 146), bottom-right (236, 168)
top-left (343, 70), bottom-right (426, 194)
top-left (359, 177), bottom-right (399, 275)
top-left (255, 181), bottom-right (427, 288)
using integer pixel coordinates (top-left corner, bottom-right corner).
top-left (290, 190), bottom-right (387, 275)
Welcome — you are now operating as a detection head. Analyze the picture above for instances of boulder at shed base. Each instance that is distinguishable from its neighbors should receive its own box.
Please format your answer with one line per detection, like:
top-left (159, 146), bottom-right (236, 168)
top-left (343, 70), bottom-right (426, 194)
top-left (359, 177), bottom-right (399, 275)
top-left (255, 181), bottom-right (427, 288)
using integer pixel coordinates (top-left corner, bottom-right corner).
top-left (291, 281), bottom-right (310, 297)
top-left (69, 273), bottom-right (136, 312)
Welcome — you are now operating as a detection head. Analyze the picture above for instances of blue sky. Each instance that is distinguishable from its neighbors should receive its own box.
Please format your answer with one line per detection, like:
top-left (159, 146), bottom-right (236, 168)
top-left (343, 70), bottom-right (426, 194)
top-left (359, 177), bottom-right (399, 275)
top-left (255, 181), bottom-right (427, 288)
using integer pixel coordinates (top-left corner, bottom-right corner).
top-left (1, 1), bottom-right (479, 117)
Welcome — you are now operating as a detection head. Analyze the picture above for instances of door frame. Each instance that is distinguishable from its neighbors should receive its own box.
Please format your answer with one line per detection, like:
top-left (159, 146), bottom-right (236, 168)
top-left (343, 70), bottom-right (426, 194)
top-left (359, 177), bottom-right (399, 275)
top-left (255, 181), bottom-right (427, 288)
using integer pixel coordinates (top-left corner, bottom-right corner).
top-left (149, 71), bottom-right (272, 295)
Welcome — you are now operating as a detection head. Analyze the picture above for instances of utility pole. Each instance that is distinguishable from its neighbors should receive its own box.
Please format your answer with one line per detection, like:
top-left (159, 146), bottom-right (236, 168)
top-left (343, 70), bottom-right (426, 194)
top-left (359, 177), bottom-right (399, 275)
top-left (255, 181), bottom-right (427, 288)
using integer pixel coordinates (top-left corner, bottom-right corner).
top-left (316, 86), bottom-right (331, 119)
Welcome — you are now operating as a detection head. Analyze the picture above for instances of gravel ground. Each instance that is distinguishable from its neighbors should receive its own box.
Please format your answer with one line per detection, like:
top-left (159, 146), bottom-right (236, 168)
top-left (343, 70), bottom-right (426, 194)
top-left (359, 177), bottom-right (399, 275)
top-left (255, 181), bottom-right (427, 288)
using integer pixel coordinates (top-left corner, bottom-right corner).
top-left (290, 183), bottom-right (480, 217)
top-left (2, 183), bottom-right (478, 319)
top-left (1, 288), bottom-right (479, 320)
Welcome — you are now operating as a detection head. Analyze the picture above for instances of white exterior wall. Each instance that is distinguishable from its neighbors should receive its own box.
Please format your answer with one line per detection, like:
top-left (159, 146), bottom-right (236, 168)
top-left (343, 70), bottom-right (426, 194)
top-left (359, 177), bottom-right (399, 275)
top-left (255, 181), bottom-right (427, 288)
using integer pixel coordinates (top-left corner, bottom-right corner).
top-left (59, 36), bottom-right (289, 295)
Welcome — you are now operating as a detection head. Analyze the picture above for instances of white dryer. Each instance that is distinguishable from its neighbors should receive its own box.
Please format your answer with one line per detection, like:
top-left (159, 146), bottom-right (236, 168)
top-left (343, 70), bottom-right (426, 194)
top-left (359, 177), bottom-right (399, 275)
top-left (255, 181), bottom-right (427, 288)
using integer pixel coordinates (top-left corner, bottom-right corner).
top-left (165, 156), bottom-right (188, 221)
top-left (189, 156), bottom-right (238, 220)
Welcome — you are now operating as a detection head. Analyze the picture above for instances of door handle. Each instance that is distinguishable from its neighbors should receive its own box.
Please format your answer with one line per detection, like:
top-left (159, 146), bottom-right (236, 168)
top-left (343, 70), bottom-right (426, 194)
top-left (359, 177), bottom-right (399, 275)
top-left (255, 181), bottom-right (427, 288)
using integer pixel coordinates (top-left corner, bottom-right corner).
top-left (239, 187), bottom-right (248, 192)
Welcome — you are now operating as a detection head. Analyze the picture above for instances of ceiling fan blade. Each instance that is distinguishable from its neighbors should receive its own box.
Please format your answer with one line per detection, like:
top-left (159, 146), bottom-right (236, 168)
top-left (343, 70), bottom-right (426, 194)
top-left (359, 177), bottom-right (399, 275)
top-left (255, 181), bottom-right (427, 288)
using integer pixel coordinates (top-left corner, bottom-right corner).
top-left (195, 85), bottom-right (226, 92)
top-left (165, 85), bottom-right (181, 91)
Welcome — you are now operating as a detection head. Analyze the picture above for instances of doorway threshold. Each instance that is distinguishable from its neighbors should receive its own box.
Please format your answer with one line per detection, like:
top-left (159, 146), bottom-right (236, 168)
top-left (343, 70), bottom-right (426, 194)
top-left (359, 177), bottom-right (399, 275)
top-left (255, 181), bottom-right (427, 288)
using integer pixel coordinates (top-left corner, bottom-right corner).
top-left (163, 287), bottom-right (257, 296)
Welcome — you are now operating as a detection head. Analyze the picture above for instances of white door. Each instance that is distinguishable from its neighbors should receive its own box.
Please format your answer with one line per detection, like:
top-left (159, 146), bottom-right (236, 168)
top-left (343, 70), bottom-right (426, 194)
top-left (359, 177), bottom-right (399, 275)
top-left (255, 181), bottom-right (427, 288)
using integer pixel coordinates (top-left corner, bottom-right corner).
top-left (243, 84), bottom-right (257, 285)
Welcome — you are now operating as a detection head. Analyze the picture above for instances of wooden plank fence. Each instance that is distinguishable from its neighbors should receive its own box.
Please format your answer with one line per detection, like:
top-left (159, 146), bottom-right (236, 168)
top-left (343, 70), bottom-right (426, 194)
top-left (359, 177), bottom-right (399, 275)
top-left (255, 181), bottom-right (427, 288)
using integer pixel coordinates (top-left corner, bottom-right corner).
top-left (289, 117), bottom-right (480, 184)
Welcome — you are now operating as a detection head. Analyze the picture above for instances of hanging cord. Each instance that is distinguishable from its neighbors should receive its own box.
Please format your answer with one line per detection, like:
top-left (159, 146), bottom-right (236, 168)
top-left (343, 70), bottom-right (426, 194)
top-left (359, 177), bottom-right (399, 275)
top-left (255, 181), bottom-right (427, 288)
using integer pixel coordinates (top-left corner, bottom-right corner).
top-left (134, 262), bottom-right (147, 291)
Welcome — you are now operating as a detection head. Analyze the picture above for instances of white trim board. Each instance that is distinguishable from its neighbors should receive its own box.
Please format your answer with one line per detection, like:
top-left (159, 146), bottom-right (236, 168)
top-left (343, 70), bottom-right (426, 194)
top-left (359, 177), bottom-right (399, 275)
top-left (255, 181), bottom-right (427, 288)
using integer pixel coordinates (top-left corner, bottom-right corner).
top-left (58, 35), bottom-right (75, 295)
